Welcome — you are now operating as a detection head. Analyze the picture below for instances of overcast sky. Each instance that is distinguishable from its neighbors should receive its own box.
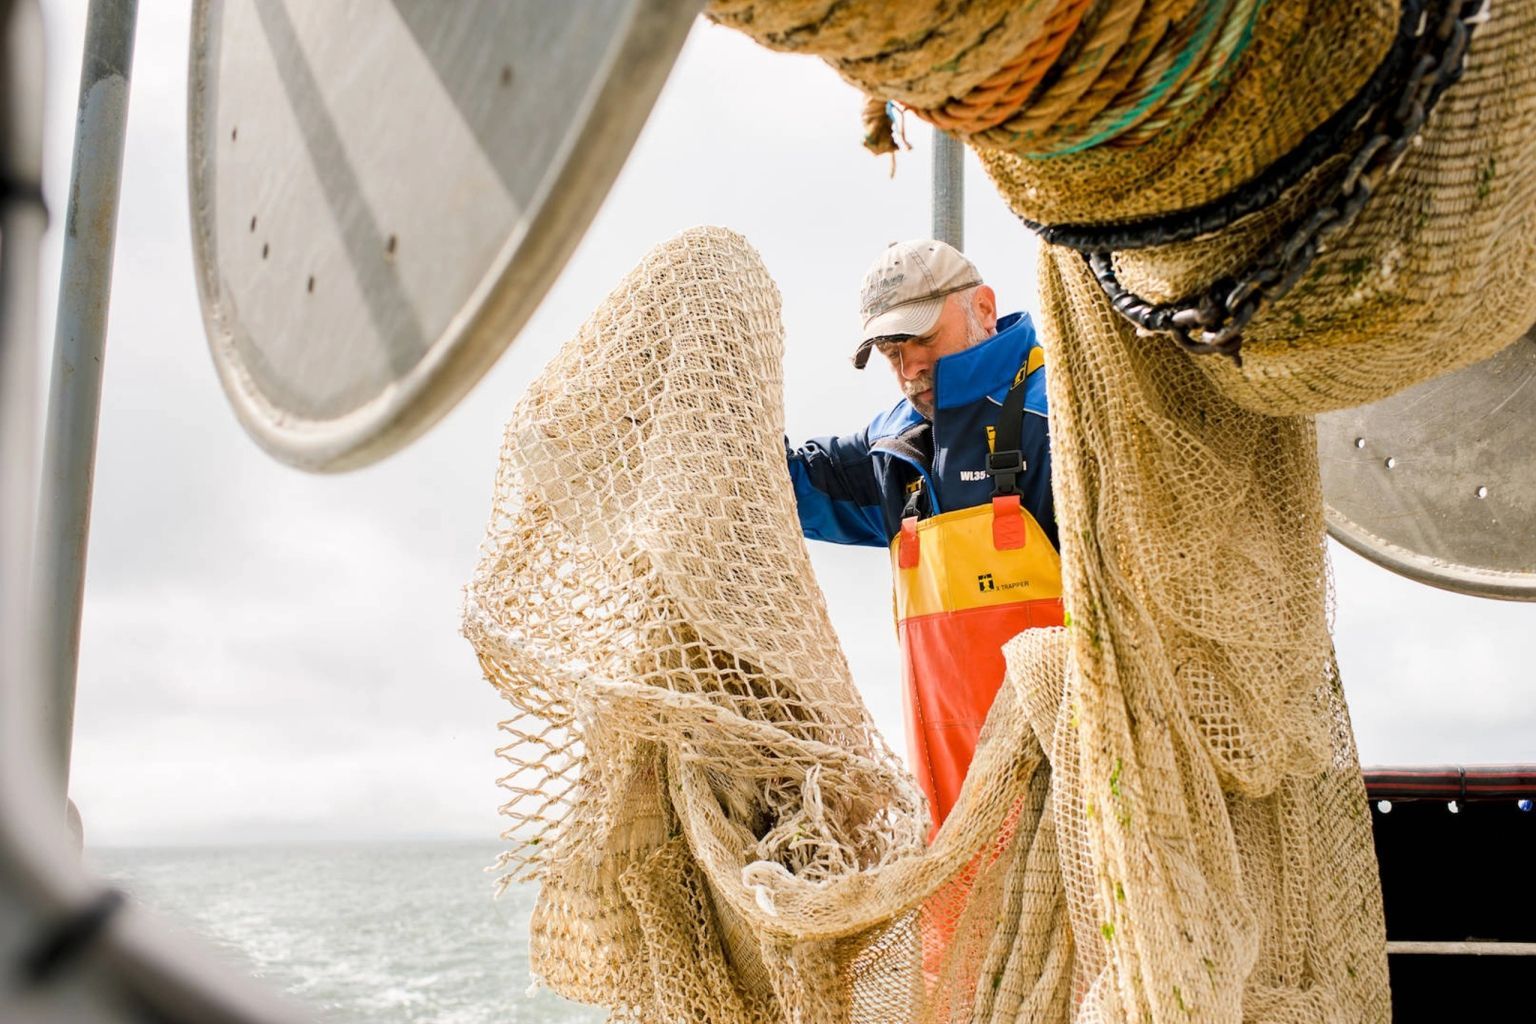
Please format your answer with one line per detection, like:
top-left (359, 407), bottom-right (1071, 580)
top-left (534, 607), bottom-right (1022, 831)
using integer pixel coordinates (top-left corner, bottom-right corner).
top-left (33, 3), bottom-right (1536, 848)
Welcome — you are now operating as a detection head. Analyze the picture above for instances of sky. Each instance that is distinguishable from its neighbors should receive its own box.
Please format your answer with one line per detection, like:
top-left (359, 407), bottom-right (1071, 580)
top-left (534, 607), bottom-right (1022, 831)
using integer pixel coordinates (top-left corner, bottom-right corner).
top-left (30, 3), bottom-right (1536, 848)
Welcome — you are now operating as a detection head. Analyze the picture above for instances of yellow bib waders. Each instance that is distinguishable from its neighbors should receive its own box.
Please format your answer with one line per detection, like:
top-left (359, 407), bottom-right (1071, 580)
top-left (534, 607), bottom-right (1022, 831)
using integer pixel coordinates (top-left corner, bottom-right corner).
top-left (890, 494), bottom-right (1063, 837)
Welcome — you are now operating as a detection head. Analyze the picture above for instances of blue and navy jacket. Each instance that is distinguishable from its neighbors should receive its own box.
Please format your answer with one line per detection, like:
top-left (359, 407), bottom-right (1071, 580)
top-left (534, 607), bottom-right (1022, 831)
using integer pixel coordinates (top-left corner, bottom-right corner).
top-left (787, 312), bottom-right (1057, 549)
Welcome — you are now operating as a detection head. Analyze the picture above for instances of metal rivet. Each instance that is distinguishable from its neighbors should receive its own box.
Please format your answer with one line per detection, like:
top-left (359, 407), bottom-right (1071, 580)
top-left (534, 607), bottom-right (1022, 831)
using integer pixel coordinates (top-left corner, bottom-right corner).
top-left (1384, 456), bottom-right (1397, 469)
top-left (1476, 485), bottom-right (1488, 499)
top-left (1376, 800), bottom-right (1392, 814)
top-left (1354, 437), bottom-right (1366, 449)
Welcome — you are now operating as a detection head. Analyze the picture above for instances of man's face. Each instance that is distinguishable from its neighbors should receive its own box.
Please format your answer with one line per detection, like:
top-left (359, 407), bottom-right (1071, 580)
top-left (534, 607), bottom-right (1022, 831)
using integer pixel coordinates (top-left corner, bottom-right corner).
top-left (873, 286), bottom-right (997, 419)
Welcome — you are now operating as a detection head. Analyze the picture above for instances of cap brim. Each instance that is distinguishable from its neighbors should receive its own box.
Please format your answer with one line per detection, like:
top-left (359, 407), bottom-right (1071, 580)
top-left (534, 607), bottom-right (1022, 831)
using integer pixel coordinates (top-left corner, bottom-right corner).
top-left (852, 296), bottom-right (947, 369)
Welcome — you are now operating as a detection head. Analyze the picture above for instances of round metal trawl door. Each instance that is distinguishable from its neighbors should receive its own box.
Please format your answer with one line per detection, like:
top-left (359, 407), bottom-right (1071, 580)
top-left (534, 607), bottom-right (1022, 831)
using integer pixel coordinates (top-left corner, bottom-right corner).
top-left (1319, 328), bottom-right (1536, 600)
top-left (188, 0), bottom-right (702, 471)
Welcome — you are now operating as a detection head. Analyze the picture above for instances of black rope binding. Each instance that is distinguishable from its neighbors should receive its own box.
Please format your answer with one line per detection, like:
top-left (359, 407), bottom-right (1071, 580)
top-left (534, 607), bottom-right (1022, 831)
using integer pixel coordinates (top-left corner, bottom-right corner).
top-left (16, 888), bottom-right (128, 987)
top-left (0, 176), bottom-right (50, 220)
top-left (1024, 0), bottom-right (1481, 364)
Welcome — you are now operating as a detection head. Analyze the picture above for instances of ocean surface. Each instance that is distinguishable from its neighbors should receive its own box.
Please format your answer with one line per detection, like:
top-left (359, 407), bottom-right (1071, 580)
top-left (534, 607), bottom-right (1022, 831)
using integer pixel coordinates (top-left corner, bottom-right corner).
top-left (89, 842), bottom-right (606, 1024)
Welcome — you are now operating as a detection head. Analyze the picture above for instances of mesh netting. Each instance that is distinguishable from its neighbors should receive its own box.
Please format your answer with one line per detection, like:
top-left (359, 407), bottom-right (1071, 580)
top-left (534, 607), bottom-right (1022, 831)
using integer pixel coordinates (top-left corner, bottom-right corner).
top-left (465, 228), bottom-right (1078, 1022)
top-left (460, 222), bottom-right (1394, 1021)
top-left (465, 1), bottom-right (1536, 1020)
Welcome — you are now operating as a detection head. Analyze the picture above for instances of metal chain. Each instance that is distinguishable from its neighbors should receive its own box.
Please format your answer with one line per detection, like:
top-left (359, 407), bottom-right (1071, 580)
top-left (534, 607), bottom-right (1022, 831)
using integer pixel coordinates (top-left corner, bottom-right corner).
top-left (1087, 0), bottom-right (1483, 365)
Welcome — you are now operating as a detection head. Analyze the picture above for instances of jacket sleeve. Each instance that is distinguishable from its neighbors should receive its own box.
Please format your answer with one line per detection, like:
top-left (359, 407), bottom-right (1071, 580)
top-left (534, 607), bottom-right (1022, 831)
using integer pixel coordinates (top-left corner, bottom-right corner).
top-left (785, 431), bottom-right (891, 547)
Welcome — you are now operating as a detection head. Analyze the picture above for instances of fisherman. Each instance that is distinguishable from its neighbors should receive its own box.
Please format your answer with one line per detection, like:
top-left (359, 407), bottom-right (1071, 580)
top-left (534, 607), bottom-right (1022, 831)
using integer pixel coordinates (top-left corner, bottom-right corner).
top-left (787, 240), bottom-right (1062, 836)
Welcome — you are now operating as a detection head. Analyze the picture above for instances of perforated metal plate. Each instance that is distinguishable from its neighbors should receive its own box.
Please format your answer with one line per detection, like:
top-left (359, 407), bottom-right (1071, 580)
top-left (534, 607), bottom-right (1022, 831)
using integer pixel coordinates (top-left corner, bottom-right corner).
top-left (1320, 330), bottom-right (1536, 600)
top-left (188, 0), bottom-right (701, 471)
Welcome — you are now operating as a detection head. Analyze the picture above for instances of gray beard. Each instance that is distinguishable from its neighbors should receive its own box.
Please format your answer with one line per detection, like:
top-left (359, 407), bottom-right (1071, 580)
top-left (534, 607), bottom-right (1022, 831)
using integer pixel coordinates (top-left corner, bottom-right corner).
top-left (903, 373), bottom-right (935, 417)
top-left (900, 319), bottom-right (989, 418)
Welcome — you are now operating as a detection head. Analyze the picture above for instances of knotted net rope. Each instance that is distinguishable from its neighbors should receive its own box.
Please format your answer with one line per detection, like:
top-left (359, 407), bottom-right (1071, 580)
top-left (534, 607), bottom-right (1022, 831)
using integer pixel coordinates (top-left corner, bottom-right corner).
top-left (466, 1), bottom-right (1536, 1020)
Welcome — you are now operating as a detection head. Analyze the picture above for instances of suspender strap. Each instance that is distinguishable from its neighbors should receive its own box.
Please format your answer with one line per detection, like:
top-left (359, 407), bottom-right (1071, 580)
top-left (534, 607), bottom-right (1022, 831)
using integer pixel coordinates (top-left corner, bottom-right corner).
top-left (898, 515), bottom-right (920, 568)
top-left (876, 422), bottom-right (934, 521)
top-left (991, 494), bottom-right (1027, 550)
top-left (902, 478), bottom-right (926, 520)
top-left (987, 348), bottom-right (1042, 497)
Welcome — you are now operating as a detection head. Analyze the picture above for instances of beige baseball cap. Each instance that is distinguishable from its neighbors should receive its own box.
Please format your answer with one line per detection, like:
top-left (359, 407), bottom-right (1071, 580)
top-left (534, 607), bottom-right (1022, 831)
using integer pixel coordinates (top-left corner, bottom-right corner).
top-left (853, 239), bottom-right (982, 368)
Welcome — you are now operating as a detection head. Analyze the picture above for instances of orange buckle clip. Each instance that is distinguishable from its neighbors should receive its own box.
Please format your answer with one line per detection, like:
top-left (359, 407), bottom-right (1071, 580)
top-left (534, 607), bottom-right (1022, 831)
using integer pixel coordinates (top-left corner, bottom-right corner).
top-left (991, 495), bottom-right (1026, 550)
top-left (898, 516), bottom-right (920, 568)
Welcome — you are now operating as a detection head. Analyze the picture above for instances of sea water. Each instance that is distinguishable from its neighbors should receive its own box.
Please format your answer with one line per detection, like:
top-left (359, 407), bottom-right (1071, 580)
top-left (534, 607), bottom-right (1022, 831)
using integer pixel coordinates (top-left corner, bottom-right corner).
top-left (89, 842), bottom-right (606, 1024)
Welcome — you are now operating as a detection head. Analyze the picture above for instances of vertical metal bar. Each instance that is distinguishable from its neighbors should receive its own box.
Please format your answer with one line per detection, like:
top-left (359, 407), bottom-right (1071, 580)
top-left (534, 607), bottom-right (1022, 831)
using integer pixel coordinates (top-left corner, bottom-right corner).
top-left (2, 0), bottom-right (51, 781)
top-left (2, 2), bottom-right (50, 745)
top-left (2, 15), bottom-right (305, 1018)
top-left (1, 0), bottom-right (101, 960)
top-left (34, 0), bottom-right (139, 792)
top-left (930, 127), bottom-right (964, 250)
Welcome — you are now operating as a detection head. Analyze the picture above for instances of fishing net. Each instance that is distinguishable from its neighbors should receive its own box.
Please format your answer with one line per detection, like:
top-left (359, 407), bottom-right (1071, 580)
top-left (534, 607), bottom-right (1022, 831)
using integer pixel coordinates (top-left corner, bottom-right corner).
top-left (463, 227), bottom-right (1057, 1022)
top-left (465, 0), bottom-right (1536, 1020)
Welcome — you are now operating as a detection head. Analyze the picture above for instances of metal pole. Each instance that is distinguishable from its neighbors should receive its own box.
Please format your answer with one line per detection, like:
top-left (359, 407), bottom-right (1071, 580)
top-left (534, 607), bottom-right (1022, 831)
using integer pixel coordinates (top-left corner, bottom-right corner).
top-left (0, 7), bottom-right (305, 1019)
top-left (35, 0), bottom-right (138, 793)
top-left (1387, 940), bottom-right (1536, 957)
top-left (930, 127), bottom-right (964, 250)
top-left (2, 2), bottom-right (51, 770)
top-left (0, 0), bottom-right (100, 980)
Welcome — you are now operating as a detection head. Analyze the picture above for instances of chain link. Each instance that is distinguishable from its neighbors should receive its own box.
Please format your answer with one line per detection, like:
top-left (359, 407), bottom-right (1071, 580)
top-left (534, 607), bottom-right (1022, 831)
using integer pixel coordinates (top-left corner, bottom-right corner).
top-left (1088, 0), bottom-right (1483, 365)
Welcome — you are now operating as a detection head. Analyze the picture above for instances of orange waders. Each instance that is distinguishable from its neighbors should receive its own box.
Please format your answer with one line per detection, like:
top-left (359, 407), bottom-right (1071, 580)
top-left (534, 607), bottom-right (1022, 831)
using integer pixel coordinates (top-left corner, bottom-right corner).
top-left (890, 495), bottom-right (1063, 837)
top-left (889, 348), bottom-right (1064, 838)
